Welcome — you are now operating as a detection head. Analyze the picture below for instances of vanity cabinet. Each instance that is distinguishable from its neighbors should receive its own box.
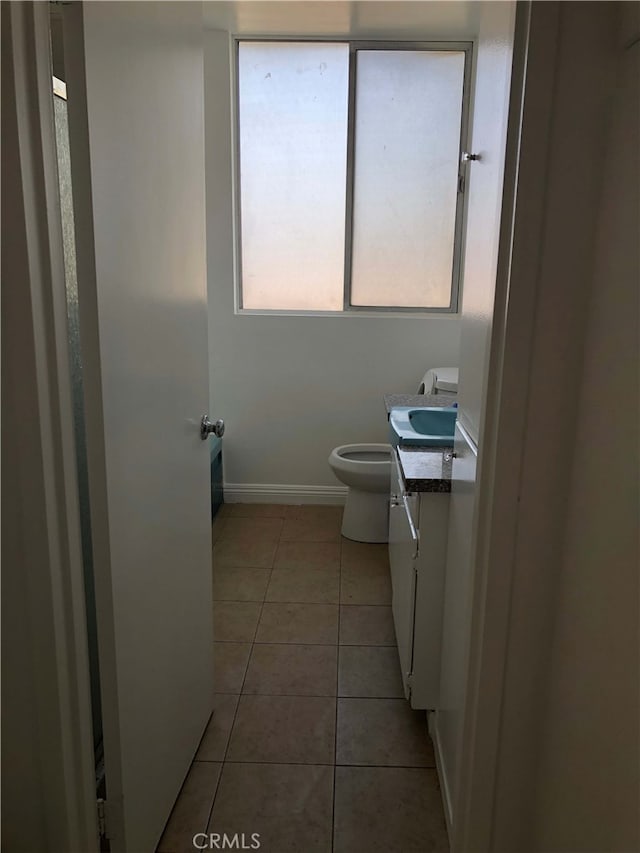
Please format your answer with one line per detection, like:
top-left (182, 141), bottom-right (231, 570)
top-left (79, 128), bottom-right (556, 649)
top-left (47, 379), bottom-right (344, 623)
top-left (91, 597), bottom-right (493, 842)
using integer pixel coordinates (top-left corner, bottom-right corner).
top-left (389, 448), bottom-right (450, 709)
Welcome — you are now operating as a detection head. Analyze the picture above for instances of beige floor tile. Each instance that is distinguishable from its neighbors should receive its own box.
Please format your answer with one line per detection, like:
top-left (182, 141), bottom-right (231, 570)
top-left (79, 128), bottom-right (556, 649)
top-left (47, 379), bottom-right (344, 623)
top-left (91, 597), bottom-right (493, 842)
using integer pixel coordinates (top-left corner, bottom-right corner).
top-left (274, 540), bottom-right (341, 571)
top-left (339, 605), bottom-right (396, 646)
top-left (333, 766), bottom-right (449, 853)
top-left (266, 568), bottom-right (340, 605)
top-left (218, 516), bottom-right (283, 541)
top-left (336, 698), bottom-right (435, 767)
top-left (333, 767), bottom-right (449, 853)
top-left (338, 645), bottom-right (404, 697)
top-left (213, 537), bottom-right (277, 569)
top-left (340, 565), bottom-right (392, 605)
top-left (212, 567), bottom-right (271, 602)
top-left (211, 516), bottom-right (226, 546)
top-left (213, 601), bottom-right (262, 643)
top-left (157, 761), bottom-right (222, 852)
top-left (227, 503), bottom-right (290, 518)
top-left (243, 643), bottom-right (338, 696)
top-left (286, 505), bottom-right (343, 521)
top-left (281, 516), bottom-right (342, 543)
top-left (195, 694), bottom-right (240, 762)
top-left (209, 763), bottom-right (333, 853)
top-left (256, 602), bottom-right (339, 644)
top-left (341, 540), bottom-right (390, 571)
top-left (227, 695), bottom-right (336, 764)
top-left (213, 642), bottom-right (251, 693)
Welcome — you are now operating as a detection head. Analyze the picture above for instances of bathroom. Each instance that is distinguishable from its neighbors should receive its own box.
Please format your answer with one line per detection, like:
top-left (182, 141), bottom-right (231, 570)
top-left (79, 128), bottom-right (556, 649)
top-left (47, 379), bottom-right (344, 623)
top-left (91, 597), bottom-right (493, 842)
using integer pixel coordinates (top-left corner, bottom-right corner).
top-left (3, 1), bottom-right (637, 852)
top-left (196, 1), bottom-right (511, 849)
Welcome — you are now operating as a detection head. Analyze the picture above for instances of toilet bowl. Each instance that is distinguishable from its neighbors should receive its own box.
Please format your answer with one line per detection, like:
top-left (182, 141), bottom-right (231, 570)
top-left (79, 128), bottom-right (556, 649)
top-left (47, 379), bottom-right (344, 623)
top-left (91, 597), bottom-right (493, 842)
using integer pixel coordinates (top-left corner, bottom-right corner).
top-left (328, 444), bottom-right (392, 543)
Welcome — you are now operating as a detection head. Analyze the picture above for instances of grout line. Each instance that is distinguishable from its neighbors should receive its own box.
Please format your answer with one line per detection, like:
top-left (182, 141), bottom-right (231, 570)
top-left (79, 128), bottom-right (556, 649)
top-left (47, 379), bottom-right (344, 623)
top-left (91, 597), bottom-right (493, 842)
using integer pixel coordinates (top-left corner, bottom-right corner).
top-left (332, 541), bottom-right (343, 853)
top-left (216, 638), bottom-right (394, 646)
top-left (202, 757), bottom-right (225, 836)
top-left (336, 763), bottom-right (438, 771)
top-left (225, 691), bottom-right (336, 699)
top-left (217, 759), bottom-right (436, 770)
top-left (208, 527), bottom-right (277, 830)
top-left (334, 693), bottom-right (407, 700)
top-left (215, 532), bottom-right (341, 544)
top-left (217, 640), bottom-right (337, 647)
top-left (215, 638), bottom-right (339, 646)
top-left (215, 599), bottom-right (339, 606)
top-left (219, 759), bottom-right (336, 767)
top-left (230, 693), bottom-right (338, 701)
top-left (253, 638), bottom-right (338, 646)
top-left (233, 691), bottom-right (406, 699)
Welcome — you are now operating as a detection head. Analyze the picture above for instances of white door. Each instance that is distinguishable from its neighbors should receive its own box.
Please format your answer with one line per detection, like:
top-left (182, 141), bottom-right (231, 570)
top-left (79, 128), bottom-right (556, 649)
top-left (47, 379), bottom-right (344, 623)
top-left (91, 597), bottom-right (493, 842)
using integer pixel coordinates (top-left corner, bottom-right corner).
top-left (65, 4), bottom-right (213, 850)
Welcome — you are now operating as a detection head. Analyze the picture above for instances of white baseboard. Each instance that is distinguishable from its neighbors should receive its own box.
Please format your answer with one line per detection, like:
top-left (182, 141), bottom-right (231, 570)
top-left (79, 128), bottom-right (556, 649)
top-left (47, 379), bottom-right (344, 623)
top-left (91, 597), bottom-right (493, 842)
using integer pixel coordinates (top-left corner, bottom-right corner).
top-left (431, 712), bottom-right (454, 842)
top-left (223, 483), bottom-right (348, 505)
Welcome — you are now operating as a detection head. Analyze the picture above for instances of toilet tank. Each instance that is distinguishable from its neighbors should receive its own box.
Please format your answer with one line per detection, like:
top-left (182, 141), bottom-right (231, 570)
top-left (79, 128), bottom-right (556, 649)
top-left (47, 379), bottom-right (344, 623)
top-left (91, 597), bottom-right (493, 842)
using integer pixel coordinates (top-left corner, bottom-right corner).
top-left (418, 367), bottom-right (459, 395)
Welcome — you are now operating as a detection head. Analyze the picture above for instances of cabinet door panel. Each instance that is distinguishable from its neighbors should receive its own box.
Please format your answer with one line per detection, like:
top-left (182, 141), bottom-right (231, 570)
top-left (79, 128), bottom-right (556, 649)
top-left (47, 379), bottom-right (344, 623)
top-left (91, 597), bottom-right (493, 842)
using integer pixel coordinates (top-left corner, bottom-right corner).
top-left (411, 493), bottom-right (450, 710)
top-left (389, 453), bottom-right (417, 699)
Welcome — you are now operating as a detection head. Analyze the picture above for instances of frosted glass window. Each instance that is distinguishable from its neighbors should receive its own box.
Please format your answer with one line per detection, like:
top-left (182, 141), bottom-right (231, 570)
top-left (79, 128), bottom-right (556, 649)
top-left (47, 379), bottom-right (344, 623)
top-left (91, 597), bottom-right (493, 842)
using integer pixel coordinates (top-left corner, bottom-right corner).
top-left (238, 42), bottom-right (349, 311)
top-left (350, 51), bottom-right (465, 308)
top-left (235, 41), bottom-right (469, 313)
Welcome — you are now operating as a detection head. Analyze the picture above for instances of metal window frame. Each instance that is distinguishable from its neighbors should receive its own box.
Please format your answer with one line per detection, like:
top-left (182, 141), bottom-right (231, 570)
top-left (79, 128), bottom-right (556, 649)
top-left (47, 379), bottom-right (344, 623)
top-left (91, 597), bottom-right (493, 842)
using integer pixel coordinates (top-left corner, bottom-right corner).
top-left (232, 37), bottom-right (473, 316)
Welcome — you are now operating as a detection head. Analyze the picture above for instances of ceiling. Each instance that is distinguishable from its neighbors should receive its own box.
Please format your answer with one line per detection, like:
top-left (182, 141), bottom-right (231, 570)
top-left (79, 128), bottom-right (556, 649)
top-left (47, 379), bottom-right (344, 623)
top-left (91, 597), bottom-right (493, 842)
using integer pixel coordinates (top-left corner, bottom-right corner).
top-left (202, 1), bottom-right (483, 39)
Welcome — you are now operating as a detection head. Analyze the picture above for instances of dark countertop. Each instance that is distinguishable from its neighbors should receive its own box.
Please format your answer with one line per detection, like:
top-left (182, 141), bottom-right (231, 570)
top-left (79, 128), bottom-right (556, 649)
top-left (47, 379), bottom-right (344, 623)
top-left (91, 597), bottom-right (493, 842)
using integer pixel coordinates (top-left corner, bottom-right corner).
top-left (397, 446), bottom-right (453, 493)
top-left (385, 393), bottom-right (456, 493)
top-left (383, 393), bottom-right (456, 414)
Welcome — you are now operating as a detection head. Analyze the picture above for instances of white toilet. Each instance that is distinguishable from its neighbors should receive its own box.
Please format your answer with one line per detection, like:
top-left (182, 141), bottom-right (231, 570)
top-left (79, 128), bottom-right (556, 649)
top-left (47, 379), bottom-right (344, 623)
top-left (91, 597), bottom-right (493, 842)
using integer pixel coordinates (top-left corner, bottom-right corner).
top-left (417, 366), bottom-right (459, 396)
top-left (328, 443), bottom-right (392, 543)
top-left (328, 367), bottom-right (459, 544)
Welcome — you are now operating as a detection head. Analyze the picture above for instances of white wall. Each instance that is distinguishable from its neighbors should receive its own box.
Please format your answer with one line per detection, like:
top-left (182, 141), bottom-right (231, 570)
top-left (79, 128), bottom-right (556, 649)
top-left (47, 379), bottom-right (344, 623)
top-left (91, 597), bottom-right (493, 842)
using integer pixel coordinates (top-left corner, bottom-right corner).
top-left (433, 0), bottom-right (515, 829)
top-left (531, 8), bottom-right (639, 851)
top-left (455, 3), bottom-right (515, 445)
top-left (205, 16), bottom-right (469, 491)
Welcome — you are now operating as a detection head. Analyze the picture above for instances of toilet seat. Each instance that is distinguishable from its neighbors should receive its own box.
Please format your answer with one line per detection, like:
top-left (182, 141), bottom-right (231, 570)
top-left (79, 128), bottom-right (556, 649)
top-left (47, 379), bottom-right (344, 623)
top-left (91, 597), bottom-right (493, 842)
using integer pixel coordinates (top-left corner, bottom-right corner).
top-left (332, 443), bottom-right (391, 466)
top-left (329, 444), bottom-right (391, 490)
top-left (340, 448), bottom-right (389, 462)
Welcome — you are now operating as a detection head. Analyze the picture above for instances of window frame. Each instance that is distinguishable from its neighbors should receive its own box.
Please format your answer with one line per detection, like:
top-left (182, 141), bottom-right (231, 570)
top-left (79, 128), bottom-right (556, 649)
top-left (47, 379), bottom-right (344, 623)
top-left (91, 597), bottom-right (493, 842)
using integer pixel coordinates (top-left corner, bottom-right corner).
top-left (232, 37), bottom-right (473, 316)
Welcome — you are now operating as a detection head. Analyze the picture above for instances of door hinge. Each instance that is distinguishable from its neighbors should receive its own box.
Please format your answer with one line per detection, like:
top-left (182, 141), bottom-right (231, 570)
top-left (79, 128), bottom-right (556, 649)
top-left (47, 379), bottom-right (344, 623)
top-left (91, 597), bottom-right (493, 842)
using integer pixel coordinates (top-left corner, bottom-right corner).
top-left (458, 173), bottom-right (465, 194)
top-left (97, 798), bottom-right (108, 839)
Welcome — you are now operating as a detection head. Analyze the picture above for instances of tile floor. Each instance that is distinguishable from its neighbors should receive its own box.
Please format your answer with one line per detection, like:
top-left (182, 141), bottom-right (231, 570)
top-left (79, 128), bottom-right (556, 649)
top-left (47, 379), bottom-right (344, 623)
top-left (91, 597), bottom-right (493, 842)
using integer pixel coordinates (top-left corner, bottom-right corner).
top-left (157, 504), bottom-right (449, 853)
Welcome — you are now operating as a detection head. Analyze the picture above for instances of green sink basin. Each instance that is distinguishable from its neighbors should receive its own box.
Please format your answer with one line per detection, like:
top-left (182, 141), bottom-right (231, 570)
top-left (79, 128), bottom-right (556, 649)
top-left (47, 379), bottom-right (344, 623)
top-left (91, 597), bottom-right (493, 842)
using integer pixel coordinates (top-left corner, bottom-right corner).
top-left (389, 406), bottom-right (457, 447)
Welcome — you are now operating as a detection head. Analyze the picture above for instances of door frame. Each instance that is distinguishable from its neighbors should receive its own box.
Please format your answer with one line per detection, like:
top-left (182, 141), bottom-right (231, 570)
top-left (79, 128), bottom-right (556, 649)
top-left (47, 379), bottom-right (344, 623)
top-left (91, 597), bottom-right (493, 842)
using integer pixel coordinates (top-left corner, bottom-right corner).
top-left (453, 1), bottom-right (619, 849)
top-left (1, 3), bottom-right (98, 850)
top-left (452, 3), bottom-right (560, 847)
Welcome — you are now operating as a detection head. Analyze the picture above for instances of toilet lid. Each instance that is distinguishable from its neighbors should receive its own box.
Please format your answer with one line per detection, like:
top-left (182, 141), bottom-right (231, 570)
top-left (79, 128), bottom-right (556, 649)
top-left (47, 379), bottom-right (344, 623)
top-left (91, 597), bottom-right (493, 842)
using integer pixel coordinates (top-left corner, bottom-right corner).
top-left (434, 367), bottom-right (458, 392)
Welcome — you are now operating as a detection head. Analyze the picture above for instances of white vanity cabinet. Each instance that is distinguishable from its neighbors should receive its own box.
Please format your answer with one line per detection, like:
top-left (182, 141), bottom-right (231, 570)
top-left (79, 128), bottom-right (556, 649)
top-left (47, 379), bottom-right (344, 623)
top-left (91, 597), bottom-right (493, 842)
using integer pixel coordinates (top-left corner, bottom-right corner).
top-left (389, 448), bottom-right (450, 709)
